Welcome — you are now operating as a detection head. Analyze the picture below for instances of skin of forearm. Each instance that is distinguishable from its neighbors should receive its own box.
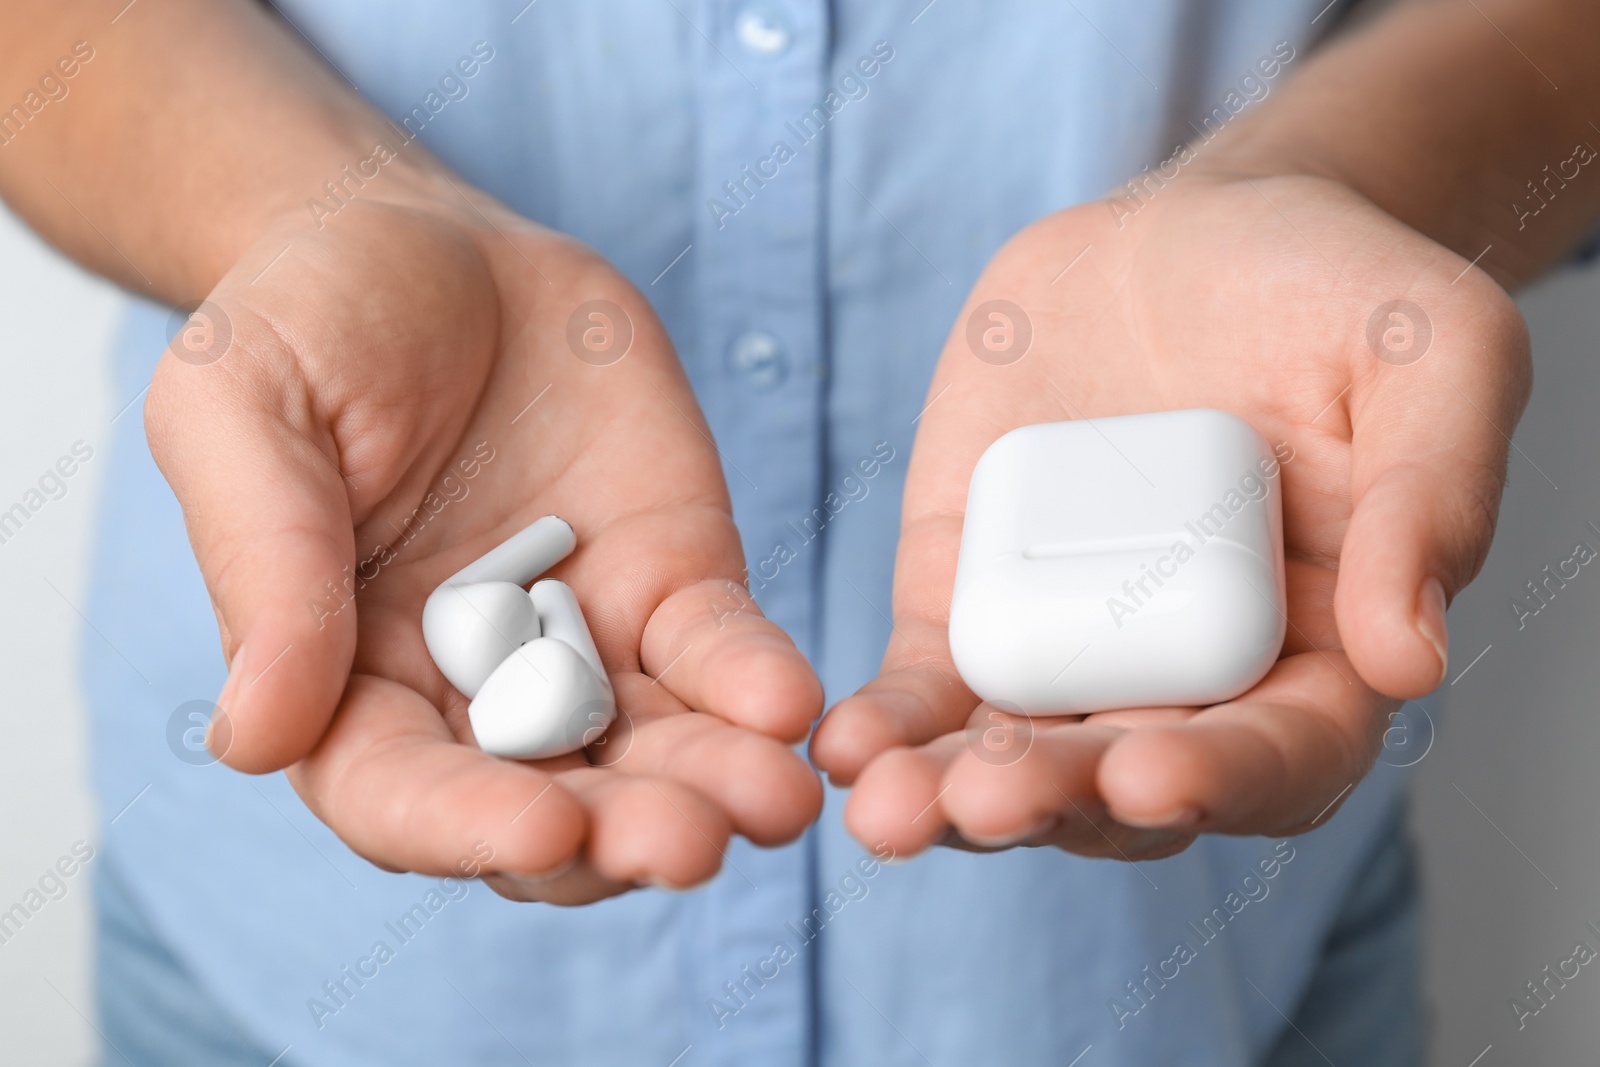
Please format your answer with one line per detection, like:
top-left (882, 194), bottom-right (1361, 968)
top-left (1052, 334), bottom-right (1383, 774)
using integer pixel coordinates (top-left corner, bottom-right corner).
top-left (1194, 0), bottom-right (1600, 289)
top-left (0, 0), bottom-right (446, 301)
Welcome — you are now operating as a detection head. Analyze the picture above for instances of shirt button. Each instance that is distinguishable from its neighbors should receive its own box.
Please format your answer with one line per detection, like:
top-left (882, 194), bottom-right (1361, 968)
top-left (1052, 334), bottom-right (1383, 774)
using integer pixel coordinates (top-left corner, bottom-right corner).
top-left (727, 331), bottom-right (789, 392)
top-left (734, 8), bottom-right (792, 57)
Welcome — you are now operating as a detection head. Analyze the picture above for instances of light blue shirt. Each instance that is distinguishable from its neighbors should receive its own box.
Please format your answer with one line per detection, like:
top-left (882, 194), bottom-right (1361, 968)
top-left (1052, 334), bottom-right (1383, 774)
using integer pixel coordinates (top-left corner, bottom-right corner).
top-left (85, 2), bottom-right (1411, 1064)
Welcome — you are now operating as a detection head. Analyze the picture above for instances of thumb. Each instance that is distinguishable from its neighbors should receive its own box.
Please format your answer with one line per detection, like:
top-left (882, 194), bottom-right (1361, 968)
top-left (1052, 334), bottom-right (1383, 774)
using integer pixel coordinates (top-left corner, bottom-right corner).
top-left (145, 307), bottom-right (357, 774)
top-left (1335, 286), bottom-right (1531, 698)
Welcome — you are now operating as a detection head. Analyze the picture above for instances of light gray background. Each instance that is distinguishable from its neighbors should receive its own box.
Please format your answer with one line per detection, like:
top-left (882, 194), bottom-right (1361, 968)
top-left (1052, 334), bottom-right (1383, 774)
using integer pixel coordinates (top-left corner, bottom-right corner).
top-left (0, 202), bottom-right (118, 1066)
top-left (2, 197), bottom-right (1599, 1063)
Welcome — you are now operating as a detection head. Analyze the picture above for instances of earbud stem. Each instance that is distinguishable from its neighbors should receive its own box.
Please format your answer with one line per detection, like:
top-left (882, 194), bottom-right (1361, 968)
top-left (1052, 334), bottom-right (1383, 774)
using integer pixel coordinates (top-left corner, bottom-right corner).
top-left (445, 515), bottom-right (576, 588)
top-left (531, 579), bottom-right (610, 690)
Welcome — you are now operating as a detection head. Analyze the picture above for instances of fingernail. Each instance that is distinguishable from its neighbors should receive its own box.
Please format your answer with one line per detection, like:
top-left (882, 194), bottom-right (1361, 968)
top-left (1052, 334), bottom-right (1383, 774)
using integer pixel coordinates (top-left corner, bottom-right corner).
top-left (877, 849), bottom-right (911, 866)
top-left (527, 856), bottom-right (577, 884)
top-left (208, 642), bottom-right (247, 759)
top-left (217, 640), bottom-right (247, 703)
top-left (1416, 577), bottom-right (1449, 685)
top-left (648, 874), bottom-right (712, 894)
top-left (965, 814), bottom-right (1058, 848)
top-left (204, 708), bottom-right (233, 760)
top-left (1122, 805), bottom-right (1200, 831)
top-left (647, 879), bottom-right (689, 894)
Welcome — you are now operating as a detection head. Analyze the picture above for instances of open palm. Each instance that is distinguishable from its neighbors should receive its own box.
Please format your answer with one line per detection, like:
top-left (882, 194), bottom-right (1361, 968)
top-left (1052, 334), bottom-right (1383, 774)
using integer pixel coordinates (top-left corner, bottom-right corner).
top-left (146, 189), bottom-right (822, 903)
top-left (812, 175), bottom-right (1528, 860)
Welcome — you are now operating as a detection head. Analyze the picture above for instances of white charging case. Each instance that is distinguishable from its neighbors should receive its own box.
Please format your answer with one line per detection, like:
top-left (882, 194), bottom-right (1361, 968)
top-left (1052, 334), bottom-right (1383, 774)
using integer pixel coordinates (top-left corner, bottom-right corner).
top-left (948, 409), bottom-right (1287, 714)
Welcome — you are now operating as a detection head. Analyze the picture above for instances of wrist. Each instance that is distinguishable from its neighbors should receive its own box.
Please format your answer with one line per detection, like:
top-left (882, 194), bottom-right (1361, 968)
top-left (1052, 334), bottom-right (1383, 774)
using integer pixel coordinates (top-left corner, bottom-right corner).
top-left (1155, 0), bottom-right (1600, 287)
top-left (187, 147), bottom-right (460, 297)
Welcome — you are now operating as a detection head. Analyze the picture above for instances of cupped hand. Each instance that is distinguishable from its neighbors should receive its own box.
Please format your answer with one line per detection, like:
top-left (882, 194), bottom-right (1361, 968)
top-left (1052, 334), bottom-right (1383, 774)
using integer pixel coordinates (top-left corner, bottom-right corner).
top-left (145, 181), bottom-right (822, 903)
top-left (812, 174), bottom-right (1528, 861)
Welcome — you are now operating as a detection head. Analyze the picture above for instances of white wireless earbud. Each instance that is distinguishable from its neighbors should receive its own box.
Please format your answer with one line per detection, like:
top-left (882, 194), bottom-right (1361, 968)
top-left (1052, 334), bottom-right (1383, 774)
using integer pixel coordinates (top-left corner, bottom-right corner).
top-left (420, 516), bottom-right (616, 759)
top-left (469, 579), bottom-right (616, 759)
top-left (421, 515), bottom-right (576, 697)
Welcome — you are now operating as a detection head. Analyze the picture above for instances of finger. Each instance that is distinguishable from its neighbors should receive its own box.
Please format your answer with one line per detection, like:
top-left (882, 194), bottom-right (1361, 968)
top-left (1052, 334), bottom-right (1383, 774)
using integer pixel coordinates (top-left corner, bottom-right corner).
top-left (483, 862), bottom-right (630, 907)
top-left (146, 315), bottom-right (356, 774)
top-left (843, 741), bottom-right (960, 858)
top-left (938, 720), bottom-right (1115, 846)
top-left (556, 766), bottom-right (733, 890)
top-left (1033, 806), bottom-right (1197, 862)
top-left (845, 717), bottom-right (1198, 861)
top-left (810, 661), bottom-right (962, 774)
top-left (1336, 276), bottom-right (1531, 697)
top-left (818, 535), bottom-right (1340, 788)
top-left (484, 768), bottom-right (735, 903)
top-left (940, 720), bottom-right (1197, 859)
top-left (427, 709), bottom-right (748, 905)
top-left (811, 655), bottom-right (974, 786)
top-left (857, 712), bottom-right (1195, 860)
top-left (288, 674), bottom-right (587, 876)
top-left (811, 487), bottom-right (980, 779)
top-left (1096, 651), bottom-right (1389, 834)
top-left (601, 673), bottom-right (823, 846)
top-left (641, 578), bottom-right (823, 743)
